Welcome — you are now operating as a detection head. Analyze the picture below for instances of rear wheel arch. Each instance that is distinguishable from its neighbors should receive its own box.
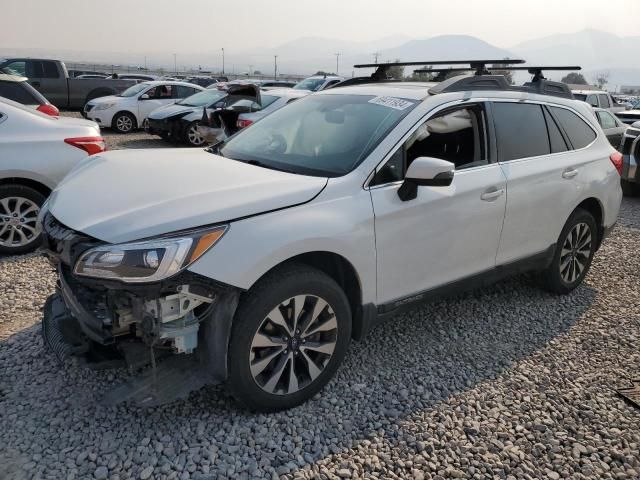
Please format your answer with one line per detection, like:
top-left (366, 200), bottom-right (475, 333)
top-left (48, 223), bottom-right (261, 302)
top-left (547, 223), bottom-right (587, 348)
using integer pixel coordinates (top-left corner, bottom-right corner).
top-left (0, 177), bottom-right (51, 198)
top-left (573, 197), bottom-right (604, 249)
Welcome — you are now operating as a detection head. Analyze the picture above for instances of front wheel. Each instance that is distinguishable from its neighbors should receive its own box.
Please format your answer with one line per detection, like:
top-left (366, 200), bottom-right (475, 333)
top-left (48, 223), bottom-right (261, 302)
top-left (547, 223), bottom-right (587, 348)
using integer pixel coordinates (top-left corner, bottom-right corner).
top-left (0, 185), bottom-right (46, 255)
top-left (111, 112), bottom-right (136, 134)
top-left (184, 121), bottom-right (206, 147)
top-left (227, 264), bottom-right (351, 412)
top-left (540, 208), bottom-right (597, 294)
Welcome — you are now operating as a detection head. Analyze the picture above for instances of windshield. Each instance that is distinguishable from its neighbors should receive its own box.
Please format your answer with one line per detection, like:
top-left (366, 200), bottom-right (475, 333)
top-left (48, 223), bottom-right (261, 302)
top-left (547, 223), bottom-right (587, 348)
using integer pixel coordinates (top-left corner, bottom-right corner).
top-left (117, 83), bottom-right (150, 97)
top-left (294, 78), bottom-right (326, 91)
top-left (219, 94), bottom-right (417, 177)
top-left (178, 89), bottom-right (226, 107)
top-left (633, 100), bottom-right (640, 110)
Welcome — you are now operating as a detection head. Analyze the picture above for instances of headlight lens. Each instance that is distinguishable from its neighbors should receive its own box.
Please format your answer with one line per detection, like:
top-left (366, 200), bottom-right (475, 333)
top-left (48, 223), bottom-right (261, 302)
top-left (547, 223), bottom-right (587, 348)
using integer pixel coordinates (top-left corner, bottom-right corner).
top-left (94, 102), bottom-right (116, 111)
top-left (74, 226), bottom-right (227, 283)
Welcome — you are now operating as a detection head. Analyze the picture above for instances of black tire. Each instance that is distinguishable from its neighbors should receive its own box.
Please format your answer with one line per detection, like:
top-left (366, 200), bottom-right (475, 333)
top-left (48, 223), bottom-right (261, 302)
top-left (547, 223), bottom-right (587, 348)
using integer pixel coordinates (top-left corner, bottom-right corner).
top-left (540, 208), bottom-right (598, 294)
top-left (111, 111), bottom-right (137, 134)
top-left (0, 185), bottom-right (46, 255)
top-left (183, 121), bottom-right (206, 147)
top-left (621, 179), bottom-right (640, 197)
top-left (227, 264), bottom-right (352, 412)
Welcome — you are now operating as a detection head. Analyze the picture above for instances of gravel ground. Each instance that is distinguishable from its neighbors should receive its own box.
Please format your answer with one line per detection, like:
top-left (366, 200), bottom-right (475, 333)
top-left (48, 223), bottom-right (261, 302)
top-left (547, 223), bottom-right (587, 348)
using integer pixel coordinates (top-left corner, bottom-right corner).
top-left (1, 127), bottom-right (639, 480)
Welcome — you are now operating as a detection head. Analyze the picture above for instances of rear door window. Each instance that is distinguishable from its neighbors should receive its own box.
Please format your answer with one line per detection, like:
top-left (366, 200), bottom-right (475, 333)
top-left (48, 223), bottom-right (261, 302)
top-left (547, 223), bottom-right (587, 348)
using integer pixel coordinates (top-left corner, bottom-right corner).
top-left (41, 61), bottom-right (60, 79)
top-left (549, 106), bottom-right (597, 149)
top-left (585, 94), bottom-right (599, 108)
top-left (492, 102), bottom-right (550, 161)
top-left (597, 111), bottom-right (617, 129)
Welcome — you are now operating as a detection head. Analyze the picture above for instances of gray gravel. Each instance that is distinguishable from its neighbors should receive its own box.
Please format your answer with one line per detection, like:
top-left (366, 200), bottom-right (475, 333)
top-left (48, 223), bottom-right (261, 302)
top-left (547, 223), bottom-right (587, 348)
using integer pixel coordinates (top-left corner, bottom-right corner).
top-left (1, 129), bottom-right (639, 480)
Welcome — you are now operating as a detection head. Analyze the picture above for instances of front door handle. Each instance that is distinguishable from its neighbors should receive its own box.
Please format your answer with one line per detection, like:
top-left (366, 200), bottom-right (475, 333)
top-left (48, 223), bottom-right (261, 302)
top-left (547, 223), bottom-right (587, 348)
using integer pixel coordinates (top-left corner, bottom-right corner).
top-left (480, 187), bottom-right (505, 201)
top-left (562, 168), bottom-right (579, 179)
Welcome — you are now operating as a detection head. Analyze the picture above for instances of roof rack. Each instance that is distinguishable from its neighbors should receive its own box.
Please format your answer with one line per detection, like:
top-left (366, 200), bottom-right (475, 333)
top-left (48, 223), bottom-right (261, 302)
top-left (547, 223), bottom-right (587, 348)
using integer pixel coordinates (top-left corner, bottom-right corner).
top-left (413, 68), bottom-right (473, 82)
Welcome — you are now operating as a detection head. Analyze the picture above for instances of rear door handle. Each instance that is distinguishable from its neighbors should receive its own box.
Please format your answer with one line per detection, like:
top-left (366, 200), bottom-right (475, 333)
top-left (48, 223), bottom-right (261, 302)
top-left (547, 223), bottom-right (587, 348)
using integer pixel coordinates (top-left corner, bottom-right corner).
top-left (562, 168), bottom-right (579, 179)
top-left (480, 187), bottom-right (505, 201)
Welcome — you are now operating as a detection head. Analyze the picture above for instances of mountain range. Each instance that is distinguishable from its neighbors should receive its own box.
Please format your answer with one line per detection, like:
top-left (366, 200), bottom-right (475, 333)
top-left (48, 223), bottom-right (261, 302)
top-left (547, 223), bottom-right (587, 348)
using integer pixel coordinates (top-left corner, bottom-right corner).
top-left (2, 29), bottom-right (638, 86)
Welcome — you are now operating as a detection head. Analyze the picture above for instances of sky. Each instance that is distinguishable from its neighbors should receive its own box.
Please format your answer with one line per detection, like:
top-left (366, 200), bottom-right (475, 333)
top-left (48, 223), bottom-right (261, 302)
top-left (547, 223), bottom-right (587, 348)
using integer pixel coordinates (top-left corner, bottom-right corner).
top-left (3, 0), bottom-right (639, 56)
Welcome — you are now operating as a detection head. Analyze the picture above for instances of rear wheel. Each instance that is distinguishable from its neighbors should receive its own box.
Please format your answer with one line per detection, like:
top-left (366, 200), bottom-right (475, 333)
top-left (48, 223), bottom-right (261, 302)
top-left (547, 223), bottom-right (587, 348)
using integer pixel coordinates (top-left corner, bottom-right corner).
top-left (112, 111), bottom-right (136, 133)
top-left (540, 208), bottom-right (597, 294)
top-left (184, 121), bottom-right (205, 147)
top-left (621, 179), bottom-right (640, 197)
top-left (0, 185), bottom-right (45, 255)
top-left (227, 264), bottom-right (351, 412)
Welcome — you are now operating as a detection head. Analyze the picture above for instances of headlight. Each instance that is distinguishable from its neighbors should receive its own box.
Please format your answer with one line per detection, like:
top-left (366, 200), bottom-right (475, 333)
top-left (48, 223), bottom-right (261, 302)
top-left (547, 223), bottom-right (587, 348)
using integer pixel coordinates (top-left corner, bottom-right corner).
top-left (94, 102), bottom-right (116, 111)
top-left (74, 225), bottom-right (227, 283)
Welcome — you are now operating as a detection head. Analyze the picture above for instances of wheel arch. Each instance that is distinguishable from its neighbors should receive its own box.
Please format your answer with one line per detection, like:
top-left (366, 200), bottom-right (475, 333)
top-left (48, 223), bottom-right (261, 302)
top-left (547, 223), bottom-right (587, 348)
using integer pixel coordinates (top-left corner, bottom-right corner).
top-left (251, 251), bottom-right (372, 341)
top-left (0, 177), bottom-right (52, 198)
top-left (574, 197), bottom-right (604, 249)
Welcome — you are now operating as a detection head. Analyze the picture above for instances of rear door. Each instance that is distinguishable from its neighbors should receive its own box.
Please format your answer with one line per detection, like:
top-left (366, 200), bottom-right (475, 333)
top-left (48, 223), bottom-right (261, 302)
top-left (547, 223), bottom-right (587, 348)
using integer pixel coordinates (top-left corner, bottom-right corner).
top-left (493, 101), bottom-right (597, 265)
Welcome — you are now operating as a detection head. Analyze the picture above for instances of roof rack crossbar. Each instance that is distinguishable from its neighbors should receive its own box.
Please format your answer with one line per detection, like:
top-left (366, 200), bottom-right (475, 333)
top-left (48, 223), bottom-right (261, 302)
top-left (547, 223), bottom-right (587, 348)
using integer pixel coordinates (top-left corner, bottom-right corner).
top-left (355, 59), bottom-right (525, 79)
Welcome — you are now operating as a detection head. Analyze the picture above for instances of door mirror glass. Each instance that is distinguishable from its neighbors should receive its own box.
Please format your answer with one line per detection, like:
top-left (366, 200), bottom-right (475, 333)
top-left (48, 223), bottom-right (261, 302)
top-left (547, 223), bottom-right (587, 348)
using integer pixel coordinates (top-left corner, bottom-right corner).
top-left (398, 157), bottom-right (454, 201)
top-left (140, 93), bottom-right (150, 100)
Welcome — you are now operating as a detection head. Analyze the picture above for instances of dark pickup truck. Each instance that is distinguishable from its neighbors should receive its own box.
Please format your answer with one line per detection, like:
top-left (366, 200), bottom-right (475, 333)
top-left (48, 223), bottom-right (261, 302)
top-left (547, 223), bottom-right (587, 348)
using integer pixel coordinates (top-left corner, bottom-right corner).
top-left (0, 58), bottom-right (137, 109)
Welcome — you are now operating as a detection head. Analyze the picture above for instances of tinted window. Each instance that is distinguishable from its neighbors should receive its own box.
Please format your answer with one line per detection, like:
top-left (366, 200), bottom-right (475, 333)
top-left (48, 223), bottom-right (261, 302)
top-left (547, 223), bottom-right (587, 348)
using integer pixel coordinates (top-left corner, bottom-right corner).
top-left (2, 61), bottom-right (26, 76)
top-left (597, 111), bottom-right (617, 129)
top-left (585, 94), bottom-right (599, 107)
top-left (543, 108), bottom-right (568, 153)
top-left (260, 95), bottom-right (278, 108)
top-left (174, 85), bottom-right (197, 98)
top-left (0, 82), bottom-right (38, 104)
top-left (598, 94), bottom-right (611, 108)
top-left (549, 107), bottom-right (597, 149)
top-left (493, 103), bottom-right (550, 161)
top-left (41, 61), bottom-right (60, 79)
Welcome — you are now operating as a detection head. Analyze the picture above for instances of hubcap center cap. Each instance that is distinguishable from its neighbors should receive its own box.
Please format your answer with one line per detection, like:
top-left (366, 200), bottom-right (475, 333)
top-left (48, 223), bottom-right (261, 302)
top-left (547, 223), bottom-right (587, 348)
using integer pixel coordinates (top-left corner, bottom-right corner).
top-left (289, 336), bottom-right (300, 351)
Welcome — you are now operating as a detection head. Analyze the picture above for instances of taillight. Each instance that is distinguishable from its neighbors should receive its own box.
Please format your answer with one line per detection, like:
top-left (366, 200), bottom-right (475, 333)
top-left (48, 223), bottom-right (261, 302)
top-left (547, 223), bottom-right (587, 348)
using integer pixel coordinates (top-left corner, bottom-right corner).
top-left (236, 118), bottom-right (253, 129)
top-left (64, 137), bottom-right (107, 155)
top-left (609, 151), bottom-right (623, 176)
top-left (37, 103), bottom-right (59, 117)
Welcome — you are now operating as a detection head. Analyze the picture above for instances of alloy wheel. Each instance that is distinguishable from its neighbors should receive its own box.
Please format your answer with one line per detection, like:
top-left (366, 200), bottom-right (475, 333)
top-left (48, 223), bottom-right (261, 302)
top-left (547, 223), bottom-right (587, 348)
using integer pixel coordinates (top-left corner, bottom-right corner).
top-left (559, 222), bottom-right (592, 284)
top-left (249, 294), bottom-right (338, 395)
top-left (116, 115), bottom-right (133, 132)
top-left (0, 196), bottom-right (41, 248)
top-left (187, 124), bottom-right (205, 146)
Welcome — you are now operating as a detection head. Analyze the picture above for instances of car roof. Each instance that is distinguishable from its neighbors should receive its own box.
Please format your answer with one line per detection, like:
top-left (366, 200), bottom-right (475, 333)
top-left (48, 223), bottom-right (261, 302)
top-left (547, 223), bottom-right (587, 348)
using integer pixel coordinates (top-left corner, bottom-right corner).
top-left (0, 74), bottom-right (27, 83)
top-left (315, 83), bottom-right (434, 100)
top-left (572, 89), bottom-right (607, 94)
top-left (138, 80), bottom-right (205, 88)
top-left (260, 88), bottom-right (308, 98)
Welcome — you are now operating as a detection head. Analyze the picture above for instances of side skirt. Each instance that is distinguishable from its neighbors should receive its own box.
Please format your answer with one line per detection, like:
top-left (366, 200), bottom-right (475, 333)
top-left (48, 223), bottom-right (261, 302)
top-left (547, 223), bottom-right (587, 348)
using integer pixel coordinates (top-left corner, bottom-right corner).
top-left (374, 244), bottom-right (556, 322)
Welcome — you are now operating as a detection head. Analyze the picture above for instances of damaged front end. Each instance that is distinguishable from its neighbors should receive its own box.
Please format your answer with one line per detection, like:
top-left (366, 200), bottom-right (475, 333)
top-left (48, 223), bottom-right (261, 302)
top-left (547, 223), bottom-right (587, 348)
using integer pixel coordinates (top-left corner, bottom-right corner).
top-left (40, 212), bottom-right (240, 406)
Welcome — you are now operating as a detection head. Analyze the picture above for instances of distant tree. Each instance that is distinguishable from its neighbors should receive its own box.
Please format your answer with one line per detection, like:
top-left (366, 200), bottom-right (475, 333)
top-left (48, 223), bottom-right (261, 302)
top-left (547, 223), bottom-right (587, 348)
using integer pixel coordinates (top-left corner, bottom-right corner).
top-left (314, 70), bottom-right (336, 76)
top-left (561, 72), bottom-right (588, 85)
top-left (254, 70), bottom-right (262, 75)
top-left (594, 71), bottom-right (610, 89)
top-left (386, 59), bottom-right (404, 80)
top-left (490, 59), bottom-right (514, 85)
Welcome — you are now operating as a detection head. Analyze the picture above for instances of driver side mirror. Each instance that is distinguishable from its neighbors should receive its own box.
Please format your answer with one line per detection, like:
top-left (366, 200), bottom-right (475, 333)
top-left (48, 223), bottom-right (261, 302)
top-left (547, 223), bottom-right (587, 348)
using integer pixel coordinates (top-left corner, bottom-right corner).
top-left (140, 94), bottom-right (150, 100)
top-left (398, 157), bottom-right (454, 201)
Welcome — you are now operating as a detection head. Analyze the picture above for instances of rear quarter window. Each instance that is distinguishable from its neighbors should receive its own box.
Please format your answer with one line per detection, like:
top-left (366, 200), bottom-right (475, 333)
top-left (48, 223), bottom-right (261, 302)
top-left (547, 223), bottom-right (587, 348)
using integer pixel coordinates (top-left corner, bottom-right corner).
top-left (549, 106), bottom-right (597, 149)
top-left (0, 82), bottom-right (38, 104)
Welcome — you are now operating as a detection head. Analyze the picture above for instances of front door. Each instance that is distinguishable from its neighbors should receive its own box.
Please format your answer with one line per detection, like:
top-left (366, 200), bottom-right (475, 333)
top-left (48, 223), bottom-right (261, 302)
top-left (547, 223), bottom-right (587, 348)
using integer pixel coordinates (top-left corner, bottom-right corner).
top-left (137, 85), bottom-right (176, 123)
top-left (370, 103), bottom-right (507, 305)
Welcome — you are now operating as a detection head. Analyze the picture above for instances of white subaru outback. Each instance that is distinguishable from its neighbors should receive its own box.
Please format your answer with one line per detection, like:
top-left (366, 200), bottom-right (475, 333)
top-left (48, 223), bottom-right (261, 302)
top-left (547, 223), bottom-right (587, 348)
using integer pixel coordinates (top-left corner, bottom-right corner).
top-left (40, 69), bottom-right (622, 411)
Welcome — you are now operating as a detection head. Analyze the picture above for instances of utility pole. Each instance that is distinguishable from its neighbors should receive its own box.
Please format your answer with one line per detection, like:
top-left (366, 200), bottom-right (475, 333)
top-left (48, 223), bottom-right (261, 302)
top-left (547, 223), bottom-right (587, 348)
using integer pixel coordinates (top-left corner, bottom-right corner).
top-left (144, 56), bottom-right (147, 71)
top-left (274, 55), bottom-right (278, 80)
top-left (373, 52), bottom-right (381, 64)
top-left (334, 53), bottom-right (341, 75)
top-left (173, 53), bottom-right (177, 75)
top-left (221, 48), bottom-right (225, 75)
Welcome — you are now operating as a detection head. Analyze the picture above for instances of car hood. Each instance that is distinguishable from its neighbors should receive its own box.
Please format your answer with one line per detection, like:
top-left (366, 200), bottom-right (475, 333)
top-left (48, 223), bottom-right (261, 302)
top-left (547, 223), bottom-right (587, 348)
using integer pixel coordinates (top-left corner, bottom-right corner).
top-left (149, 103), bottom-right (197, 120)
top-left (48, 148), bottom-right (327, 244)
top-left (88, 95), bottom-right (120, 105)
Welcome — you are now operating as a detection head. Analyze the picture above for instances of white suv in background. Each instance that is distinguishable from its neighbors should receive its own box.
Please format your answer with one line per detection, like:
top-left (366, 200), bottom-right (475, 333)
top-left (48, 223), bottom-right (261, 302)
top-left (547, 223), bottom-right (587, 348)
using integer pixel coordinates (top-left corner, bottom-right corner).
top-left (83, 81), bottom-right (204, 133)
top-left (41, 73), bottom-right (621, 411)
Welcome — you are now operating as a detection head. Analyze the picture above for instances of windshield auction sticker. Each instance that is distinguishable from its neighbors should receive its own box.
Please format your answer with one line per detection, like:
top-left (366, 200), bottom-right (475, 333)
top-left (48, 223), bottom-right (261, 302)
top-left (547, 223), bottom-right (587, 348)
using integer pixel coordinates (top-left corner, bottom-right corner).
top-left (368, 96), bottom-right (413, 110)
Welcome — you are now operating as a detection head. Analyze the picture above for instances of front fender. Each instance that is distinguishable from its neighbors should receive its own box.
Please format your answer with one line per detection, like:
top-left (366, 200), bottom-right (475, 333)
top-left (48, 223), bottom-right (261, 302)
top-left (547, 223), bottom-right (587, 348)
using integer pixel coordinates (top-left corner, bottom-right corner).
top-left (188, 188), bottom-right (377, 305)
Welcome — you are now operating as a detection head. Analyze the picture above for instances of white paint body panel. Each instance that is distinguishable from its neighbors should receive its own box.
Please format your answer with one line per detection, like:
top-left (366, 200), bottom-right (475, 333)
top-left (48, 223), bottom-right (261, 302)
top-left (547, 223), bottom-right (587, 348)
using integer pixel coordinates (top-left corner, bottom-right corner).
top-left (0, 99), bottom-right (100, 189)
top-left (46, 84), bottom-right (623, 310)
